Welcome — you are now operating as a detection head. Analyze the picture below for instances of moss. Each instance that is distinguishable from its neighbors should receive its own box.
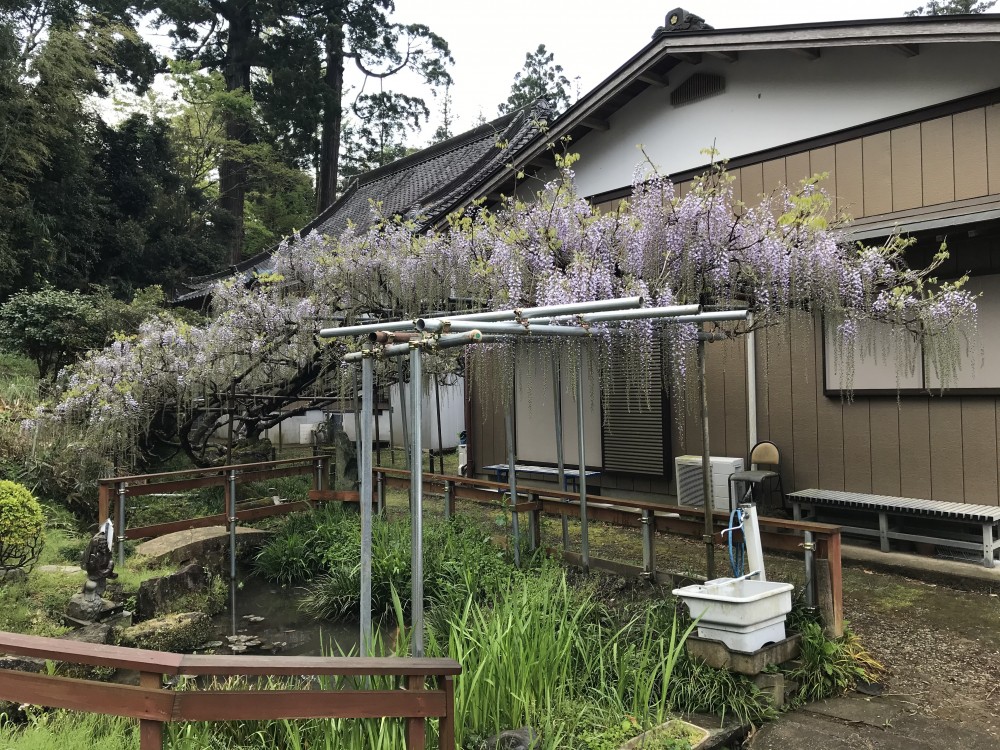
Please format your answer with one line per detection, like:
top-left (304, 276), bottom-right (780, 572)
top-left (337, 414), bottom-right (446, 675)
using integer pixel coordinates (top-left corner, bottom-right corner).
top-left (117, 611), bottom-right (212, 652)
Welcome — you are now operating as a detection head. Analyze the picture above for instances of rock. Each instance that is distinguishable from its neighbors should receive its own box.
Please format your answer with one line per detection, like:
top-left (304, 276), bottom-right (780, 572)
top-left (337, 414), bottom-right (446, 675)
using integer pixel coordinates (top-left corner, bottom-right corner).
top-left (0, 569), bottom-right (28, 585)
top-left (0, 655), bottom-right (45, 673)
top-left (118, 612), bottom-right (212, 653)
top-left (66, 592), bottom-right (119, 623)
top-left (36, 565), bottom-right (85, 575)
top-left (199, 641), bottom-right (224, 649)
top-left (482, 727), bottom-right (540, 750)
top-left (242, 614), bottom-right (264, 623)
top-left (62, 623), bottom-right (113, 645)
top-left (134, 526), bottom-right (271, 568)
top-left (136, 563), bottom-right (208, 620)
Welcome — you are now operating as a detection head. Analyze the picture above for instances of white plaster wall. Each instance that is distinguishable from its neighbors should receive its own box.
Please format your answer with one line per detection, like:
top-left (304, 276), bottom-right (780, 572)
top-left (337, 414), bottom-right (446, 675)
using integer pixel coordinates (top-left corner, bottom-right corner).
top-left (264, 409), bottom-right (326, 446)
top-left (563, 42), bottom-right (1000, 198)
top-left (341, 379), bottom-right (465, 450)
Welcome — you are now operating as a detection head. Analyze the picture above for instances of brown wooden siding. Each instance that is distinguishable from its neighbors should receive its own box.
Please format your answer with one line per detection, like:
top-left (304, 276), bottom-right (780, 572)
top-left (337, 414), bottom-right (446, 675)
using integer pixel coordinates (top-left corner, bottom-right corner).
top-left (477, 103), bottom-right (1000, 505)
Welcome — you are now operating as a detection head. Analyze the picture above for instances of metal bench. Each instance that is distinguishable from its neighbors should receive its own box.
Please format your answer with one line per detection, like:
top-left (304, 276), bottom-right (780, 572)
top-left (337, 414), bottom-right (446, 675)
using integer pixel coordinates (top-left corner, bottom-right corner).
top-left (788, 489), bottom-right (1000, 568)
top-left (482, 463), bottom-right (601, 493)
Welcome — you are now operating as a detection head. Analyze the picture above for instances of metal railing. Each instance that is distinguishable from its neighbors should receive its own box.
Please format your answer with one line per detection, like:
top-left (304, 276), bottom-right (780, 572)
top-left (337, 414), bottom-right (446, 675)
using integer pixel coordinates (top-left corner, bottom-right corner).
top-left (375, 467), bottom-right (844, 636)
top-left (0, 631), bottom-right (459, 750)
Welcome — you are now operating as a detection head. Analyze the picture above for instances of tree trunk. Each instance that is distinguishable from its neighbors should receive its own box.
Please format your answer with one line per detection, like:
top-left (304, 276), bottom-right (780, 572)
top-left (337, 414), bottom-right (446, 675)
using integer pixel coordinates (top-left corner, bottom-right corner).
top-left (220, 2), bottom-right (254, 266)
top-left (318, 7), bottom-right (345, 211)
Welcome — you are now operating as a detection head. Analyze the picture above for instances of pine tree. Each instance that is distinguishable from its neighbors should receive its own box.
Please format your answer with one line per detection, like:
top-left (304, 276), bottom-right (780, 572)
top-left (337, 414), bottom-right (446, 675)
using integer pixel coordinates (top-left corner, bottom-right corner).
top-left (499, 44), bottom-right (571, 115)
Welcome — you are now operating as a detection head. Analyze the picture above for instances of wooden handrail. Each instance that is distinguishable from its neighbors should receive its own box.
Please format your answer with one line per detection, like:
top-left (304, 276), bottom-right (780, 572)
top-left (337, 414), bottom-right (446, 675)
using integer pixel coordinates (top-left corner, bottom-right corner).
top-left (0, 631), bottom-right (459, 750)
top-left (97, 455), bottom-right (327, 486)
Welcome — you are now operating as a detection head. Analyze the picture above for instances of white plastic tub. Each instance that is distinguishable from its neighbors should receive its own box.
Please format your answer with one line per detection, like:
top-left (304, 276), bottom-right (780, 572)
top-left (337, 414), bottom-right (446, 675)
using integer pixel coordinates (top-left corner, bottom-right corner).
top-left (673, 577), bottom-right (794, 652)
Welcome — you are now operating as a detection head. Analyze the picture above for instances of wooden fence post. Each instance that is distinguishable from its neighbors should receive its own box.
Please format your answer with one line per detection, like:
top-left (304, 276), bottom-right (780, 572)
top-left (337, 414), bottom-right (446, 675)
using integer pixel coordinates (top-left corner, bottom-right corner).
top-left (97, 482), bottom-right (111, 528)
top-left (439, 675), bottom-right (455, 750)
top-left (406, 674), bottom-right (426, 750)
top-left (815, 531), bottom-right (844, 637)
top-left (138, 671), bottom-right (164, 750)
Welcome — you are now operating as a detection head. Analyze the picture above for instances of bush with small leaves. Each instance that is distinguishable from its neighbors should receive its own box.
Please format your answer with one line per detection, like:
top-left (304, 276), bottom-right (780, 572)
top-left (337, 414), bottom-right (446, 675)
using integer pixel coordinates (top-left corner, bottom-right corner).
top-left (0, 480), bottom-right (45, 575)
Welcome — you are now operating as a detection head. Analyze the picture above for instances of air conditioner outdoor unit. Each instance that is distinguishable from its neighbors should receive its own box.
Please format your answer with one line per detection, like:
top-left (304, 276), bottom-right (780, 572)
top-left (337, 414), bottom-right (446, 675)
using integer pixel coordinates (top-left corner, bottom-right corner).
top-left (675, 455), bottom-right (744, 511)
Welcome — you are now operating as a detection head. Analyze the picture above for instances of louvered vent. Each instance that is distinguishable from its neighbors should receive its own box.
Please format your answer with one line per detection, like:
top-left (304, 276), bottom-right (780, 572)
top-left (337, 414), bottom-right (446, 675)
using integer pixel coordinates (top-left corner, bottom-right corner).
top-left (670, 73), bottom-right (725, 107)
top-left (602, 346), bottom-right (667, 476)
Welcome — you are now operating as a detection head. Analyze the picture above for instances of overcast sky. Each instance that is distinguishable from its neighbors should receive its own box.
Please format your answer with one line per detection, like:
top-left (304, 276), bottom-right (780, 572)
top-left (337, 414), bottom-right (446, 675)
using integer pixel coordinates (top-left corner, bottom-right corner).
top-left (381, 0), bottom-right (919, 142)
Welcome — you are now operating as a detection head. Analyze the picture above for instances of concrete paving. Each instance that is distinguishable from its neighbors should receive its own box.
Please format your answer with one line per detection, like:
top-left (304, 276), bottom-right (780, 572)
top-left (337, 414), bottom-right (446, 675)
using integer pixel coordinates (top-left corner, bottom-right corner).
top-left (749, 694), bottom-right (997, 750)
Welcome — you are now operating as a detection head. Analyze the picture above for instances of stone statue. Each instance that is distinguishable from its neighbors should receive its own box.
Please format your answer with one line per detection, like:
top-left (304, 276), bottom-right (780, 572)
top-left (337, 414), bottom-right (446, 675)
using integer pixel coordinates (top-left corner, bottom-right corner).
top-left (66, 522), bottom-right (121, 624)
top-left (81, 529), bottom-right (118, 598)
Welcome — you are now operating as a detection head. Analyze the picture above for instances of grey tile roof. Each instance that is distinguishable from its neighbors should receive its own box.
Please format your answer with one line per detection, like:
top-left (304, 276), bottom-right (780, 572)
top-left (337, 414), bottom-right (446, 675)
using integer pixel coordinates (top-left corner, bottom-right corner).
top-left (175, 104), bottom-right (548, 303)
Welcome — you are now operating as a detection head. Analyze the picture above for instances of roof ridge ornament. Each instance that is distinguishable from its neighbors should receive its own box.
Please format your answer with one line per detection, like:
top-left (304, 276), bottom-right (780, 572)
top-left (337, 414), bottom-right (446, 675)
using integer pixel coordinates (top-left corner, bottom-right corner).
top-left (658, 8), bottom-right (713, 35)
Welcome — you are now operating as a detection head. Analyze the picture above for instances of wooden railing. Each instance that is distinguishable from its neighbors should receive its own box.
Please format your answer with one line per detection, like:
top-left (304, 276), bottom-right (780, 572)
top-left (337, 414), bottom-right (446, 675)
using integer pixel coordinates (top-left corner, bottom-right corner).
top-left (0, 631), bottom-right (459, 750)
top-left (375, 467), bottom-right (844, 636)
top-left (96, 455), bottom-right (352, 542)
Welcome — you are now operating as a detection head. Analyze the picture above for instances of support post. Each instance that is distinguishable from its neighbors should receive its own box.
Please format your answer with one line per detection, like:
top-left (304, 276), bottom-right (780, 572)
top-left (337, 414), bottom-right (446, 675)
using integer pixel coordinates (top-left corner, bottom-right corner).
top-left (409, 344), bottom-right (425, 657)
top-left (376, 470), bottom-right (386, 515)
top-left (504, 407), bottom-right (521, 568)
top-left (815, 531), bottom-right (844, 637)
top-left (641, 509), bottom-right (656, 580)
top-left (398, 359), bottom-right (410, 503)
top-left (228, 469), bottom-right (237, 582)
top-left (803, 530), bottom-right (816, 607)
top-left (577, 349), bottom-right (590, 573)
top-left (138, 671), bottom-right (163, 750)
top-left (359, 354), bottom-right (374, 655)
top-left (434, 376), bottom-right (445, 475)
top-left (444, 480), bottom-right (454, 521)
top-left (528, 492), bottom-right (541, 551)
top-left (699, 338), bottom-right (716, 580)
top-left (116, 482), bottom-right (126, 568)
top-left (406, 674), bottom-right (426, 750)
top-left (552, 356), bottom-right (569, 552)
top-left (440, 675), bottom-right (456, 750)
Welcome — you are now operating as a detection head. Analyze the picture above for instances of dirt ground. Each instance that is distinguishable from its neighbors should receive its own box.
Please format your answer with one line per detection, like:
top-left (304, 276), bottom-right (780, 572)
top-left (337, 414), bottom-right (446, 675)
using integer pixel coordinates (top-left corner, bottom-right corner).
top-left (388, 489), bottom-right (1000, 738)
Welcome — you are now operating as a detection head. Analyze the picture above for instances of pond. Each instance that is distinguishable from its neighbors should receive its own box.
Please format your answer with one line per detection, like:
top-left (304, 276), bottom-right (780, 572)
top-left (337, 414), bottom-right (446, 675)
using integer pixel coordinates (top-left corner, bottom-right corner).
top-left (205, 569), bottom-right (365, 657)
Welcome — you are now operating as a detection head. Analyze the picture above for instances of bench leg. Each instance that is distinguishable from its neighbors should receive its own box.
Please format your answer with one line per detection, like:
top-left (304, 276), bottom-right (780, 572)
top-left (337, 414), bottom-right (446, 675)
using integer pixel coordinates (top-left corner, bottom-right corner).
top-left (878, 512), bottom-right (890, 553)
top-left (791, 501), bottom-right (802, 522)
top-left (983, 523), bottom-right (996, 568)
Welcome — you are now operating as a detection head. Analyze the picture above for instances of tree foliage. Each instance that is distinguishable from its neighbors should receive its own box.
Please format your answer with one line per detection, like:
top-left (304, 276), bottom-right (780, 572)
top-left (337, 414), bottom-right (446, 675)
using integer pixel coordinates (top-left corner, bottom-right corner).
top-left (0, 286), bottom-right (171, 379)
top-left (150, 0), bottom-right (453, 262)
top-left (499, 44), bottom-right (571, 115)
top-left (906, 0), bottom-right (996, 14)
top-left (30, 159), bottom-right (977, 473)
top-left (0, 480), bottom-right (44, 574)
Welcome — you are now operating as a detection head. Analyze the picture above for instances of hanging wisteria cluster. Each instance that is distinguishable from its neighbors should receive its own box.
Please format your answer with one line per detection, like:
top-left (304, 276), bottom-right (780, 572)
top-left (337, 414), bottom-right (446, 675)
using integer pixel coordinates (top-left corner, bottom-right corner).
top-left (30, 160), bottom-right (978, 470)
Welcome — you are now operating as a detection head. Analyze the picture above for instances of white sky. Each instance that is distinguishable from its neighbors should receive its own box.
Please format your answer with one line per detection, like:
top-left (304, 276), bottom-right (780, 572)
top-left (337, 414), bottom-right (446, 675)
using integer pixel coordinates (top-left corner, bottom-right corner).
top-left (387, 0), bottom-right (918, 142)
top-left (134, 1), bottom-right (920, 144)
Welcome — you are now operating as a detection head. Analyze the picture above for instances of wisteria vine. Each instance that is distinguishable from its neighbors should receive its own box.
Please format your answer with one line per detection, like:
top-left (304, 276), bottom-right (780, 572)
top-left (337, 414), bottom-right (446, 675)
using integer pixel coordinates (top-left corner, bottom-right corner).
top-left (30, 159), bottom-right (978, 471)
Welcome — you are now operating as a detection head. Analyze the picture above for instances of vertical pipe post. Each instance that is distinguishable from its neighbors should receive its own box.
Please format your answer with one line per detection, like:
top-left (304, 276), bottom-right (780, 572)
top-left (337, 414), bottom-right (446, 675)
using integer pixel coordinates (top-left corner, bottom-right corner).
top-left (434, 376), bottom-right (445, 475)
top-left (803, 530), bottom-right (816, 607)
top-left (376, 470), bottom-right (386, 515)
top-left (552, 356), bottom-right (569, 552)
top-left (374, 380), bottom-right (383, 468)
top-left (576, 349), bottom-right (589, 573)
top-left (699, 338), bottom-right (716, 580)
top-left (746, 322), bottom-right (758, 463)
top-left (388, 385), bottom-right (397, 464)
top-left (353, 368), bottom-right (362, 483)
top-left (504, 400), bottom-right (522, 568)
top-left (359, 354), bottom-right (374, 655)
top-left (641, 509), bottom-right (655, 579)
top-left (398, 359), bottom-right (410, 507)
top-left (409, 343), bottom-right (424, 657)
top-left (116, 482), bottom-right (126, 568)
top-left (444, 480), bottom-right (454, 521)
top-left (228, 469), bottom-right (238, 582)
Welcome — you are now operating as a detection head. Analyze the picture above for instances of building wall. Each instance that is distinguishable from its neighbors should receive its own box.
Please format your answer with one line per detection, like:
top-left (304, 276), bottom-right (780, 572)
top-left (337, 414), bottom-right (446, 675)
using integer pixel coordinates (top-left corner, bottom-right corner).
top-left (475, 91), bottom-right (1000, 505)
top-left (665, 101), bottom-right (1000, 506)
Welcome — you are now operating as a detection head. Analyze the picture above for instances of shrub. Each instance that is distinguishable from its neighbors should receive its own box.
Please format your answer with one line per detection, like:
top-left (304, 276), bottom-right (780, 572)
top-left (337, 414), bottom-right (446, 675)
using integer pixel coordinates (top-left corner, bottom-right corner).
top-left (0, 480), bottom-right (45, 574)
